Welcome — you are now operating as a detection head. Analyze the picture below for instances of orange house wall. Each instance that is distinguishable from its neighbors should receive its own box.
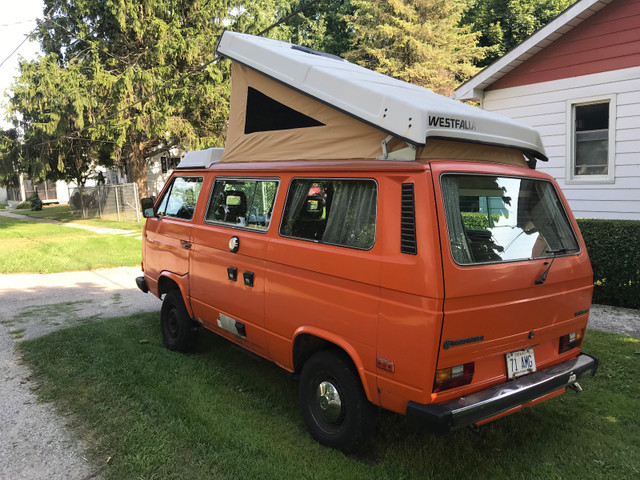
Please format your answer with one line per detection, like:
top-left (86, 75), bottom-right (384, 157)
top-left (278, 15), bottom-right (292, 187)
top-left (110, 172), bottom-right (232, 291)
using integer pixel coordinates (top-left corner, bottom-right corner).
top-left (488, 0), bottom-right (640, 90)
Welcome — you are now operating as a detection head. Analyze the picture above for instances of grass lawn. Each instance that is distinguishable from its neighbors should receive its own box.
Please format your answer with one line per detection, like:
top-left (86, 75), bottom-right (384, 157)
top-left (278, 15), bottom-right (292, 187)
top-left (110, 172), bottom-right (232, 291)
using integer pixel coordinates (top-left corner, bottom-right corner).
top-left (18, 317), bottom-right (640, 480)
top-left (0, 216), bottom-right (141, 273)
top-left (16, 205), bottom-right (144, 232)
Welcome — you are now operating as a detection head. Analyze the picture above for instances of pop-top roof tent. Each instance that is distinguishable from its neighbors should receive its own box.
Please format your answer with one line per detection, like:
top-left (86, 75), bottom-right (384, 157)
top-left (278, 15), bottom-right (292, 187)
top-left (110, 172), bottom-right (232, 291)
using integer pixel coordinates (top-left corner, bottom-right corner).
top-left (205, 31), bottom-right (547, 168)
top-left (178, 147), bottom-right (224, 169)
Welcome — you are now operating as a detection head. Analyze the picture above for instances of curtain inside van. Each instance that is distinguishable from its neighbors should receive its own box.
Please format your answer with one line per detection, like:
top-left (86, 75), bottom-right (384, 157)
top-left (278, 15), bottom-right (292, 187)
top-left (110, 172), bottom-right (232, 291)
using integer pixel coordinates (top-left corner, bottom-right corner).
top-left (323, 181), bottom-right (377, 248)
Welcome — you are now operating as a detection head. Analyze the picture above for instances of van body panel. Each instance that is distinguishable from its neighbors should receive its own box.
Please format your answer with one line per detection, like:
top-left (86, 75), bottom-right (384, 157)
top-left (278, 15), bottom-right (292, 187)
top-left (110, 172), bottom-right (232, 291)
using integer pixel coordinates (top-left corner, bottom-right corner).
top-left (142, 156), bottom-right (597, 441)
top-left (189, 226), bottom-right (270, 355)
top-left (187, 172), bottom-right (275, 355)
top-left (429, 161), bottom-right (593, 403)
top-left (264, 238), bottom-right (381, 367)
top-left (288, 325), bottom-right (379, 402)
top-left (144, 216), bottom-right (192, 279)
top-left (377, 289), bottom-right (443, 410)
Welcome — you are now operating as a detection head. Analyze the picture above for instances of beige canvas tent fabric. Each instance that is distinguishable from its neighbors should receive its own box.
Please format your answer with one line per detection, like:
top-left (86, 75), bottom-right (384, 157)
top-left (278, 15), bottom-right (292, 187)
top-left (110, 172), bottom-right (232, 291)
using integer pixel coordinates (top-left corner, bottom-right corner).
top-left (221, 63), bottom-right (528, 168)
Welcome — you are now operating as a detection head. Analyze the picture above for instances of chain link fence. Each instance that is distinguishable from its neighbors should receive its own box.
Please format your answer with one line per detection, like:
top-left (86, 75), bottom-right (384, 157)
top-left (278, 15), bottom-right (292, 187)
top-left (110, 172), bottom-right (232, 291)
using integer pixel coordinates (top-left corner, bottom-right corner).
top-left (68, 183), bottom-right (141, 222)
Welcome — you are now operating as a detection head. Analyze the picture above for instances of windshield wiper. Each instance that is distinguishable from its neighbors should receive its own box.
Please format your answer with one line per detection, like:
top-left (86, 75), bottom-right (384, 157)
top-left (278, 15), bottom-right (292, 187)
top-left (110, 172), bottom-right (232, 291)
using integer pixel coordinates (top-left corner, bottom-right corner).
top-left (535, 248), bottom-right (568, 285)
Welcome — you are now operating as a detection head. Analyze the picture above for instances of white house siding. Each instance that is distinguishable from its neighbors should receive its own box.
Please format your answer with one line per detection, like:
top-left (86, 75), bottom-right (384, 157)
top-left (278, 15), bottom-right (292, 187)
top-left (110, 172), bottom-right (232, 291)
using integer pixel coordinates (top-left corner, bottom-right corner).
top-left (481, 65), bottom-right (640, 220)
top-left (146, 148), bottom-right (186, 197)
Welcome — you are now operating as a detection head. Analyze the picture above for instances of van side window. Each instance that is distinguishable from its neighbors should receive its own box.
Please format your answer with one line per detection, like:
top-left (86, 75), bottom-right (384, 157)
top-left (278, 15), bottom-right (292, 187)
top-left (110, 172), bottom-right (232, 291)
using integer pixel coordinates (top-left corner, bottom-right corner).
top-left (205, 178), bottom-right (278, 231)
top-left (156, 176), bottom-right (203, 220)
top-left (280, 179), bottom-right (377, 249)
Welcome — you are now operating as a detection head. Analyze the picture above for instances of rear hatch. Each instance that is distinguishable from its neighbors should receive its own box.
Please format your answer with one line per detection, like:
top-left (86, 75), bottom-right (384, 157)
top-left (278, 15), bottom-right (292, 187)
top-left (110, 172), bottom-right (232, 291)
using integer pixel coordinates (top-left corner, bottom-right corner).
top-left (430, 162), bottom-right (593, 401)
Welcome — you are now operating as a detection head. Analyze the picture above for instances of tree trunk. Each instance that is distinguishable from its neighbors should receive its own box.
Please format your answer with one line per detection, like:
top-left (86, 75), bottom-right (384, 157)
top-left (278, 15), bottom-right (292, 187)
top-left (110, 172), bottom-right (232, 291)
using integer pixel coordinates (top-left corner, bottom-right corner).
top-left (79, 183), bottom-right (87, 219)
top-left (128, 142), bottom-right (149, 199)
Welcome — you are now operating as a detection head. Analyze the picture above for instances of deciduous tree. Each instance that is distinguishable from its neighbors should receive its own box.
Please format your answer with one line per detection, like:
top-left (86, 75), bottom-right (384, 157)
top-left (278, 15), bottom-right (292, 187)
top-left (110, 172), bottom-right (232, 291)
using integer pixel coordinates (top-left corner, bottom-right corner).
top-left (463, 0), bottom-right (576, 67)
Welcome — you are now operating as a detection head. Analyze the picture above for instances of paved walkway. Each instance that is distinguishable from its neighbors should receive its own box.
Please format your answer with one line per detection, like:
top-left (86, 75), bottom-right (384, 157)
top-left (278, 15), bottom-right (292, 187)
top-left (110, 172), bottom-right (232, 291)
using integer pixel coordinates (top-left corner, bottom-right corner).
top-left (0, 266), bottom-right (160, 480)
top-left (0, 210), bottom-right (141, 238)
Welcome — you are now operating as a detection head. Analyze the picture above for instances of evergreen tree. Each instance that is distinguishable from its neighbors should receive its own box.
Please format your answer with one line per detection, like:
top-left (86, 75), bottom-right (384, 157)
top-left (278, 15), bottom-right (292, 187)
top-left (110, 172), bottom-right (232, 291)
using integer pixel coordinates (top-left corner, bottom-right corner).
top-left (280, 0), bottom-right (355, 56)
top-left (345, 0), bottom-right (486, 95)
top-left (9, 54), bottom-right (108, 197)
top-left (0, 128), bottom-right (21, 189)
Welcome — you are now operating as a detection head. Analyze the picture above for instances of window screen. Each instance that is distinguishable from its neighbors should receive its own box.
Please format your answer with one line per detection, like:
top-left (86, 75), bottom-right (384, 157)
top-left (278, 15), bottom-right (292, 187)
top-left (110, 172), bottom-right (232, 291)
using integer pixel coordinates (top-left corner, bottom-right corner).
top-left (574, 102), bottom-right (609, 176)
top-left (244, 87), bottom-right (325, 134)
top-left (205, 178), bottom-right (278, 231)
top-left (280, 179), bottom-right (377, 250)
top-left (156, 176), bottom-right (203, 220)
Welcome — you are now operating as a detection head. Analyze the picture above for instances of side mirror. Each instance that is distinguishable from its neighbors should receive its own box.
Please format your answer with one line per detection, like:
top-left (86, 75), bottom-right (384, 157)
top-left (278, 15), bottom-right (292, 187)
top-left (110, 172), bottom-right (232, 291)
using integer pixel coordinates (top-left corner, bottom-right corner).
top-left (141, 197), bottom-right (156, 218)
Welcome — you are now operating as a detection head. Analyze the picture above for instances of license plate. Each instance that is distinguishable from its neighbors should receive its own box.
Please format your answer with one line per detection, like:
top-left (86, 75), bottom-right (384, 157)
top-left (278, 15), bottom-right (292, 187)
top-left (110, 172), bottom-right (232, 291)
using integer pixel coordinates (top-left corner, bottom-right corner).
top-left (506, 348), bottom-right (537, 379)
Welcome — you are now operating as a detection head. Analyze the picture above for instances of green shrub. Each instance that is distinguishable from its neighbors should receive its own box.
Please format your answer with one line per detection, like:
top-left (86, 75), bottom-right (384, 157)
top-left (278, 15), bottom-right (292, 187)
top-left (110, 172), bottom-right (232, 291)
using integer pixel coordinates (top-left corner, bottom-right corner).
top-left (461, 212), bottom-right (502, 230)
top-left (70, 190), bottom-right (97, 212)
top-left (0, 203), bottom-right (6, 210)
top-left (30, 191), bottom-right (43, 211)
top-left (577, 219), bottom-right (640, 309)
top-left (15, 201), bottom-right (30, 210)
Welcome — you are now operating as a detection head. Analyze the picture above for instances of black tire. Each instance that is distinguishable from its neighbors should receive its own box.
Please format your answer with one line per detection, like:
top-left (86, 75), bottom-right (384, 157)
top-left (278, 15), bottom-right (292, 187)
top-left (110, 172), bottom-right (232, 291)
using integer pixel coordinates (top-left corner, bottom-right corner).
top-left (161, 290), bottom-right (197, 352)
top-left (299, 350), bottom-right (377, 452)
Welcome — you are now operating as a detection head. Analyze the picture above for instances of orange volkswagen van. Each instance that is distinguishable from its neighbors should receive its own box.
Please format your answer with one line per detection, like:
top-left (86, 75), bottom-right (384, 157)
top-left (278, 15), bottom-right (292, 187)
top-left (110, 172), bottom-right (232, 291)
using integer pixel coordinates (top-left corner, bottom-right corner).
top-left (136, 32), bottom-right (598, 452)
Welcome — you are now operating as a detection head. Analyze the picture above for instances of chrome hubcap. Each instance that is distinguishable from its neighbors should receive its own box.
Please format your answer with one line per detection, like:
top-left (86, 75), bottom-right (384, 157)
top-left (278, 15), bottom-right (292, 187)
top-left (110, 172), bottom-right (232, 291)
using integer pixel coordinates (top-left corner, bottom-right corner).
top-left (316, 380), bottom-right (342, 424)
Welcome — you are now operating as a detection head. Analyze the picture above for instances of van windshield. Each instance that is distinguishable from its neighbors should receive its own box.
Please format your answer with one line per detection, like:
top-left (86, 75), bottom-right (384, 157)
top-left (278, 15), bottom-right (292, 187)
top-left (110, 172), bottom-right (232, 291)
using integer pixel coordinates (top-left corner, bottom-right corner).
top-left (440, 174), bottom-right (579, 265)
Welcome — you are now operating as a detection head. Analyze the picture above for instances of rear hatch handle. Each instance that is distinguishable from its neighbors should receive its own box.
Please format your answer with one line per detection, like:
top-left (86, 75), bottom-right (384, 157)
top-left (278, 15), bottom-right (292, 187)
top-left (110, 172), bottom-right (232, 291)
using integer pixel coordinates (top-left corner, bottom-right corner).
top-left (535, 248), bottom-right (568, 285)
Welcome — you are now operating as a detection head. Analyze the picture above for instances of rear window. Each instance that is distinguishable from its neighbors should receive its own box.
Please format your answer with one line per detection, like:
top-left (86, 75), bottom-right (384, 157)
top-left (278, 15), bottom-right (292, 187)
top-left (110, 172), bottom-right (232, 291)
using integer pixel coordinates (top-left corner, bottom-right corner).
top-left (440, 174), bottom-right (579, 265)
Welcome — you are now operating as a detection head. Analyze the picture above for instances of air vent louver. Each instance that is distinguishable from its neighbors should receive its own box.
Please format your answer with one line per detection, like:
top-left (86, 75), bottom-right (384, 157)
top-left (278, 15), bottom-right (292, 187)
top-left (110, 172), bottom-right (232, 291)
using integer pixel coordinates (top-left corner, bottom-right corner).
top-left (401, 183), bottom-right (417, 255)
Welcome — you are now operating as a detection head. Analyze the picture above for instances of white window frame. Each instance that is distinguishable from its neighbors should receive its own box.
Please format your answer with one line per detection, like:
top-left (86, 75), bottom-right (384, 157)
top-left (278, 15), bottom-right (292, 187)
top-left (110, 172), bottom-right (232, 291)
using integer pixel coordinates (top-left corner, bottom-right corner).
top-left (565, 94), bottom-right (616, 184)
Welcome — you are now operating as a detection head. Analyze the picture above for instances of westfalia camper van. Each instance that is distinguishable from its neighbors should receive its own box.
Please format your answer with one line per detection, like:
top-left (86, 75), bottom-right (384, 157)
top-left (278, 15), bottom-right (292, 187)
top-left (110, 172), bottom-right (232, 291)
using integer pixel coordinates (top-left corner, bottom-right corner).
top-left (136, 31), bottom-right (598, 452)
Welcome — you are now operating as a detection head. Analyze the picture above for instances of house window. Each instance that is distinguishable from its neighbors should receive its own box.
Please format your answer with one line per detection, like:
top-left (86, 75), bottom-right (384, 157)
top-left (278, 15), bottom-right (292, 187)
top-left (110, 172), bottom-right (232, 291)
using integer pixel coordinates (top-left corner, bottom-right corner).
top-left (169, 157), bottom-right (181, 170)
top-left (161, 156), bottom-right (181, 174)
top-left (566, 96), bottom-right (616, 184)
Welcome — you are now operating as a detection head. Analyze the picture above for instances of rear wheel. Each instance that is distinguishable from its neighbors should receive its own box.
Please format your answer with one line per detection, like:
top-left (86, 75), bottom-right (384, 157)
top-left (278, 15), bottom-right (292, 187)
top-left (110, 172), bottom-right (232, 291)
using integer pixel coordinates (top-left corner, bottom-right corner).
top-left (161, 290), bottom-right (197, 352)
top-left (299, 350), bottom-right (377, 452)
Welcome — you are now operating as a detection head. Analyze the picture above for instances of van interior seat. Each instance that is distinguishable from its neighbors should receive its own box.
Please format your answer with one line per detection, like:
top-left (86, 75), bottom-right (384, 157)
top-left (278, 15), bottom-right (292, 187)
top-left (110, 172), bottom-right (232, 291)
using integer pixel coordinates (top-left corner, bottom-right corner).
top-left (292, 194), bottom-right (326, 240)
top-left (218, 190), bottom-right (247, 223)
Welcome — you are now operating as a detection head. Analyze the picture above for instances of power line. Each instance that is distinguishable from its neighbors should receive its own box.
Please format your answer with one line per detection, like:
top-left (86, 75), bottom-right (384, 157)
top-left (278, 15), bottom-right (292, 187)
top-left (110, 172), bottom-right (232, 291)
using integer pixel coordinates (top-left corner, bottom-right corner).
top-left (0, 3), bottom-right (59, 70)
top-left (0, 35), bottom-right (33, 70)
top-left (0, 19), bottom-right (38, 28)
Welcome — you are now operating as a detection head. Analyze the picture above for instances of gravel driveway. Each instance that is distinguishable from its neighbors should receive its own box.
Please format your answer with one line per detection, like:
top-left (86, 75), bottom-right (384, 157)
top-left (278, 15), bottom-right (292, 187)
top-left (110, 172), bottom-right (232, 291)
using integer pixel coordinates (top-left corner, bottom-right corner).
top-left (0, 267), bottom-right (160, 480)
top-left (0, 265), bottom-right (638, 479)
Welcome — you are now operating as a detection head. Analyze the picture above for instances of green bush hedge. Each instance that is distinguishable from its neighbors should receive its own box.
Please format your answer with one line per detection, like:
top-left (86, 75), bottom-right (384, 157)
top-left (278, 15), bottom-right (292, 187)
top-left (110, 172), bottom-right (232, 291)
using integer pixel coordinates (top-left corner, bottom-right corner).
top-left (30, 191), bottom-right (43, 211)
top-left (577, 219), bottom-right (640, 309)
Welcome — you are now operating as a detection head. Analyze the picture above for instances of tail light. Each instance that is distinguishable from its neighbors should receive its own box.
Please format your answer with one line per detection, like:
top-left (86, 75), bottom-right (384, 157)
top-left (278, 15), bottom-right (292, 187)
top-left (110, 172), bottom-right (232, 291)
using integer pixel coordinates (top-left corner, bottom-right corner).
top-left (433, 362), bottom-right (474, 393)
top-left (559, 330), bottom-right (584, 353)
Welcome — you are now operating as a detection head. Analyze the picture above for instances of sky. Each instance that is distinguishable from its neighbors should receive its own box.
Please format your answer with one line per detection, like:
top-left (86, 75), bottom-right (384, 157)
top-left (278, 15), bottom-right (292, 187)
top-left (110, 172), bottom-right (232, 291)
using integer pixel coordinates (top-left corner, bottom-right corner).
top-left (0, 0), bottom-right (45, 129)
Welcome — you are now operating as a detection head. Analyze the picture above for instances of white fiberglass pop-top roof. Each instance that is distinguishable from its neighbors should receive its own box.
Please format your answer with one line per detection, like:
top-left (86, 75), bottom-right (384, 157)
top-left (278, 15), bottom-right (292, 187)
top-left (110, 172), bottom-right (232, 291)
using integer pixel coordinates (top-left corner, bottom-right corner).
top-left (177, 147), bottom-right (224, 169)
top-left (215, 31), bottom-right (548, 161)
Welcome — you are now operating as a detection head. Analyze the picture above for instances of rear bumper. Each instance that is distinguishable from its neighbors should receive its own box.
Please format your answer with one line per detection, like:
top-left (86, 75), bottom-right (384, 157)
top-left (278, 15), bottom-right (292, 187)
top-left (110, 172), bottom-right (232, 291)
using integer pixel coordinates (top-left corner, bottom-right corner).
top-left (135, 276), bottom-right (149, 293)
top-left (407, 353), bottom-right (599, 434)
